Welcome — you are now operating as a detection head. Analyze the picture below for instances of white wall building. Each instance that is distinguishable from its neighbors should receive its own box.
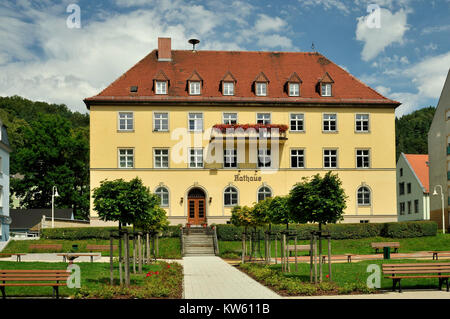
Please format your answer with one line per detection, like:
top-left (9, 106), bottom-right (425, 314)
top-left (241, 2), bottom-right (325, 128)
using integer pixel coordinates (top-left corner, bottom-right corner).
top-left (0, 120), bottom-right (11, 241)
top-left (397, 153), bottom-right (430, 221)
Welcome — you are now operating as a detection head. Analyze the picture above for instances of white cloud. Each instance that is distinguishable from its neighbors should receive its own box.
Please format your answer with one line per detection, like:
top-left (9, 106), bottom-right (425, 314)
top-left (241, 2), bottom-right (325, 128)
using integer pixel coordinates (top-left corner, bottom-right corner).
top-left (0, 0), bottom-right (294, 112)
top-left (356, 8), bottom-right (409, 61)
top-left (299, 0), bottom-right (350, 14)
top-left (421, 24), bottom-right (450, 35)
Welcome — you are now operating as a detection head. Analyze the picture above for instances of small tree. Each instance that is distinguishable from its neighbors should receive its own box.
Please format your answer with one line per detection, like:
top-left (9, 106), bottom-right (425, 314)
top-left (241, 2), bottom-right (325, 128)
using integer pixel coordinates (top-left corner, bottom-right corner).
top-left (267, 196), bottom-right (291, 229)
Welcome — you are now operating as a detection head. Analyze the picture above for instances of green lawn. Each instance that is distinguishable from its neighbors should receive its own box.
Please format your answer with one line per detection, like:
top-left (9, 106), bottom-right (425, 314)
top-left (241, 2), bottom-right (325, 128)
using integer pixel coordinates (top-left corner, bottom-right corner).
top-left (2, 237), bottom-right (182, 259)
top-left (0, 260), bottom-right (183, 298)
top-left (239, 258), bottom-right (450, 296)
top-left (219, 233), bottom-right (450, 258)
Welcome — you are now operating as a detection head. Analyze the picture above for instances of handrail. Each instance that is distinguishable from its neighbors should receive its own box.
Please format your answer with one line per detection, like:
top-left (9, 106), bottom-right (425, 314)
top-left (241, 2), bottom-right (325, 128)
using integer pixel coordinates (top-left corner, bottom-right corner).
top-left (180, 227), bottom-right (184, 256)
top-left (213, 226), bottom-right (219, 256)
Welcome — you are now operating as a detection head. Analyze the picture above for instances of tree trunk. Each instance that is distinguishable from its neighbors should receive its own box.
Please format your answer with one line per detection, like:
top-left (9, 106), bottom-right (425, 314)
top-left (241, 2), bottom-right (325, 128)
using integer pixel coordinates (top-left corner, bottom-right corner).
top-left (118, 222), bottom-right (123, 286)
top-left (318, 223), bottom-right (323, 283)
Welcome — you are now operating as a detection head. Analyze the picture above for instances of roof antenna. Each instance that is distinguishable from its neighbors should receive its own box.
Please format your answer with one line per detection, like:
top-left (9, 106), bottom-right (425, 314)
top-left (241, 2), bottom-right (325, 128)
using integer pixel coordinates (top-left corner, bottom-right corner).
top-left (188, 39), bottom-right (200, 52)
top-left (311, 42), bottom-right (317, 53)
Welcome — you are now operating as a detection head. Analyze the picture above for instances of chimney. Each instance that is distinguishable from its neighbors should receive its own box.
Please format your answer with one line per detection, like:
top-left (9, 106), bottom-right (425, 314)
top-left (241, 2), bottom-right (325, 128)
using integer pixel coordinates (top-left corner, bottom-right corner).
top-left (158, 37), bottom-right (172, 61)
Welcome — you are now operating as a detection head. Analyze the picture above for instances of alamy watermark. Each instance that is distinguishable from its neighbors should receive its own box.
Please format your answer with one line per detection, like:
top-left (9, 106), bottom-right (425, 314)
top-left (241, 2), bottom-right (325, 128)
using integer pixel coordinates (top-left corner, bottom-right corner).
top-left (366, 264), bottom-right (381, 288)
top-left (366, 4), bottom-right (381, 29)
top-left (66, 4), bottom-right (81, 29)
top-left (67, 264), bottom-right (81, 289)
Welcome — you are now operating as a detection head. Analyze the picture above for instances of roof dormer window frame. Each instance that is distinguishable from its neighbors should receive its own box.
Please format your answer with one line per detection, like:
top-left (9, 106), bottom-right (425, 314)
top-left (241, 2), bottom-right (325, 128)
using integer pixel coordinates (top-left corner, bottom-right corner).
top-left (187, 70), bottom-right (203, 96)
top-left (287, 72), bottom-right (302, 97)
top-left (221, 71), bottom-right (237, 96)
top-left (153, 70), bottom-right (170, 95)
top-left (319, 72), bottom-right (334, 97)
top-left (254, 72), bottom-right (269, 97)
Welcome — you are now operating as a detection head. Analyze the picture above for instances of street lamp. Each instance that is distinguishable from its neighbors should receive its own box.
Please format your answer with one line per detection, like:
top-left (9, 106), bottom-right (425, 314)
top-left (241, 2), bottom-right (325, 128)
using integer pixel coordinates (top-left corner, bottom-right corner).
top-left (432, 185), bottom-right (445, 234)
top-left (52, 186), bottom-right (59, 228)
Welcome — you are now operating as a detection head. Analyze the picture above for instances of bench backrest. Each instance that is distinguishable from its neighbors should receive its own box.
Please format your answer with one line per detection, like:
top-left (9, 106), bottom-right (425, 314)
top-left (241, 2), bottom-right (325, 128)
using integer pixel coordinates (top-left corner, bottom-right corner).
top-left (86, 244), bottom-right (118, 251)
top-left (286, 245), bottom-right (312, 251)
top-left (29, 244), bottom-right (63, 251)
top-left (0, 270), bottom-right (70, 282)
top-left (382, 263), bottom-right (450, 275)
top-left (371, 242), bottom-right (400, 248)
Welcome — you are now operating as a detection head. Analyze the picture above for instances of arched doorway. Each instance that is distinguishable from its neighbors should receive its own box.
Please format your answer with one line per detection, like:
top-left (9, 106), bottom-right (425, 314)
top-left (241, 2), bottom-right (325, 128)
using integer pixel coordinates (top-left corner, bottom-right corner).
top-left (187, 187), bottom-right (206, 225)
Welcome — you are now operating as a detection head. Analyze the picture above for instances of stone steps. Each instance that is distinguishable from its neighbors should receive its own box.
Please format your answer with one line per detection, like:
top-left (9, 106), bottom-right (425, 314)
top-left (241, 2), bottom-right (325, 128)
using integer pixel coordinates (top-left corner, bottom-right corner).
top-left (182, 227), bottom-right (216, 257)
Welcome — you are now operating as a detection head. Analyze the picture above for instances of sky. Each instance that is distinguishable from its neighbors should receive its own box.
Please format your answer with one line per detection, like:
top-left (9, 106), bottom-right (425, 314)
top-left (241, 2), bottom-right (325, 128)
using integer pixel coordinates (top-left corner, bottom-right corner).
top-left (0, 0), bottom-right (449, 116)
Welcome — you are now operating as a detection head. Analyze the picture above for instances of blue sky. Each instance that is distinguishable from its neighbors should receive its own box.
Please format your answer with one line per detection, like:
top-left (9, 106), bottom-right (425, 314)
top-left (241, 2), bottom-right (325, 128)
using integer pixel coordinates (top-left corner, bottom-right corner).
top-left (0, 0), bottom-right (449, 116)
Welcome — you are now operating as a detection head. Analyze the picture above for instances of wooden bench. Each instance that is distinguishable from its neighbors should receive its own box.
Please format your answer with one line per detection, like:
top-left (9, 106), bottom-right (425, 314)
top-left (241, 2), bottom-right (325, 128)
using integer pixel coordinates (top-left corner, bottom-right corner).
top-left (430, 251), bottom-right (450, 261)
top-left (371, 242), bottom-right (400, 253)
top-left (0, 269), bottom-right (70, 299)
top-left (0, 253), bottom-right (26, 262)
top-left (57, 253), bottom-right (99, 263)
top-left (286, 245), bottom-right (314, 256)
top-left (29, 244), bottom-right (63, 252)
top-left (382, 263), bottom-right (450, 293)
top-left (86, 244), bottom-right (118, 253)
top-left (322, 254), bottom-right (355, 263)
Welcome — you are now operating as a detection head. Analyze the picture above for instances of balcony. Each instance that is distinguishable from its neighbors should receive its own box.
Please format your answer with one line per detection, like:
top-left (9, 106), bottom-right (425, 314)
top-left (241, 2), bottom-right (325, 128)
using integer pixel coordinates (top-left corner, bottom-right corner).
top-left (210, 124), bottom-right (288, 143)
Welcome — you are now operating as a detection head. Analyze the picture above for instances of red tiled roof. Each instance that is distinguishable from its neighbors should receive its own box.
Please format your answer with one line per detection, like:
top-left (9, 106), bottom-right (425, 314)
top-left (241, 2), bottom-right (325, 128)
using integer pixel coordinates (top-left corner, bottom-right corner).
top-left (84, 50), bottom-right (400, 107)
top-left (404, 154), bottom-right (430, 193)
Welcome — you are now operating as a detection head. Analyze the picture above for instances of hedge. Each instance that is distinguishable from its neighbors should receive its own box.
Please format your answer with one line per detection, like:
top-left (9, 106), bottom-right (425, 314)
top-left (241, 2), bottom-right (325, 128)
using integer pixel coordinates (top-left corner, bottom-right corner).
top-left (214, 221), bottom-right (437, 241)
top-left (41, 225), bottom-right (182, 240)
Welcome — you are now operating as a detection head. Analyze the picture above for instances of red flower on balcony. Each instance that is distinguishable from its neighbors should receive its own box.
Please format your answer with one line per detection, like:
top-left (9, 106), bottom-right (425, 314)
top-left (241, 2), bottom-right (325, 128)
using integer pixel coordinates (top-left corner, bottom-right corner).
top-left (212, 123), bottom-right (288, 133)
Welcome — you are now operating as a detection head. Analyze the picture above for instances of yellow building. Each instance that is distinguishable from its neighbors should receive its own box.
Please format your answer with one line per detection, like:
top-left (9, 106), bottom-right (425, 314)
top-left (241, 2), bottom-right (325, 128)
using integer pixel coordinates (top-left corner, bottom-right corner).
top-left (85, 37), bottom-right (400, 226)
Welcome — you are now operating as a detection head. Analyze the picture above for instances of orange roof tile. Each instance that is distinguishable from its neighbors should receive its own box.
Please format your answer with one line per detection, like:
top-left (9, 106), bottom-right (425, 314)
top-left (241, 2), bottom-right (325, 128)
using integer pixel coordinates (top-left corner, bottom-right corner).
top-left (85, 50), bottom-right (400, 108)
top-left (404, 154), bottom-right (430, 193)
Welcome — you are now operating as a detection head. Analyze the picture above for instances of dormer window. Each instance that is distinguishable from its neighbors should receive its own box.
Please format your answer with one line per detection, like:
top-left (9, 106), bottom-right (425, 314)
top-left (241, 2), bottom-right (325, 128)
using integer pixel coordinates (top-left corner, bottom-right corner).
top-left (289, 83), bottom-right (299, 96)
top-left (189, 81), bottom-right (201, 95)
top-left (319, 72), bottom-right (334, 97)
top-left (321, 83), bottom-right (332, 96)
top-left (254, 72), bottom-right (269, 97)
top-left (256, 82), bottom-right (267, 96)
top-left (153, 70), bottom-right (170, 95)
top-left (187, 70), bottom-right (203, 96)
top-left (287, 72), bottom-right (302, 97)
top-left (223, 82), bottom-right (234, 96)
top-left (156, 81), bottom-right (167, 94)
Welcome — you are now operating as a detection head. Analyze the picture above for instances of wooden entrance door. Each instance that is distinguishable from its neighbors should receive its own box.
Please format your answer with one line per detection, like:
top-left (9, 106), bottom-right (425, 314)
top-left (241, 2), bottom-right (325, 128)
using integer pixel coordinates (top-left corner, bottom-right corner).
top-left (187, 188), bottom-right (206, 225)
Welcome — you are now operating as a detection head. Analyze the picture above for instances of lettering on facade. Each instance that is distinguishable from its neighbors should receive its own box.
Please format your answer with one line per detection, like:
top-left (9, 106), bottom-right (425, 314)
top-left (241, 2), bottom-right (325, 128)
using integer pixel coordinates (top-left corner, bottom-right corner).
top-left (234, 173), bottom-right (262, 182)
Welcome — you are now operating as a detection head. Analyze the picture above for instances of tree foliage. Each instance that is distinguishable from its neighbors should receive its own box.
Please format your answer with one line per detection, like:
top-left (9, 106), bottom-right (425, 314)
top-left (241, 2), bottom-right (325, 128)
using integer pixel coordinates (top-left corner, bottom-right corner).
top-left (10, 114), bottom-right (89, 219)
top-left (395, 106), bottom-right (435, 159)
top-left (288, 172), bottom-right (347, 228)
top-left (92, 177), bottom-right (164, 228)
top-left (230, 205), bottom-right (257, 228)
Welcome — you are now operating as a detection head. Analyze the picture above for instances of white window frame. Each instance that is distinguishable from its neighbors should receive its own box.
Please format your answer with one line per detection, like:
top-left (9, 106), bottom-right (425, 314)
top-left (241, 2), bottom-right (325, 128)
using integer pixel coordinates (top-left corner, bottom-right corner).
top-left (223, 112), bottom-right (238, 125)
top-left (257, 148), bottom-right (271, 168)
top-left (257, 186), bottom-right (272, 202)
top-left (256, 113), bottom-right (271, 125)
top-left (153, 112), bottom-right (169, 132)
top-left (355, 114), bottom-right (370, 132)
top-left (223, 82), bottom-right (234, 96)
top-left (289, 83), bottom-right (300, 96)
top-left (224, 186), bottom-right (238, 207)
top-left (290, 113), bottom-right (304, 132)
top-left (256, 82), bottom-right (267, 96)
top-left (189, 148), bottom-right (204, 168)
top-left (153, 148), bottom-right (169, 168)
top-left (155, 186), bottom-right (169, 207)
top-left (356, 149), bottom-right (370, 168)
top-left (323, 113), bottom-right (337, 132)
top-left (189, 81), bottom-right (201, 95)
top-left (118, 148), bottom-right (134, 168)
top-left (118, 112), bottom-right (134, 131)
top-left (290, 149), bottom-right (305, 168)
top-left (224, 148), bottom-right (237, 168)
top-left (357, 186), bottom-right (371, 206)
top-left (155, 81), bottom-right (167, 95)
top-left (323, 149), bottom-right (338, 168)
top-left (321, 83), bottom-right (332, 96)
top-left (188, 112), bottom-right (203, 132)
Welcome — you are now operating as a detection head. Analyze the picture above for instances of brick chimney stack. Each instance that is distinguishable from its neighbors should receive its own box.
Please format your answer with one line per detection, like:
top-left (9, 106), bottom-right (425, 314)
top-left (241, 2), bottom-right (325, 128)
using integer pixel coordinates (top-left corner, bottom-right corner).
top-left (158, 37), bottom-right (172, 61)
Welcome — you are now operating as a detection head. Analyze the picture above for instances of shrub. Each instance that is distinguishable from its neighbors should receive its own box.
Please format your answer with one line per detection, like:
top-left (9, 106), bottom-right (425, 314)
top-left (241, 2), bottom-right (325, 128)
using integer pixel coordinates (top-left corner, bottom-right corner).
top-left (381, 221), bottom-right (438, 238)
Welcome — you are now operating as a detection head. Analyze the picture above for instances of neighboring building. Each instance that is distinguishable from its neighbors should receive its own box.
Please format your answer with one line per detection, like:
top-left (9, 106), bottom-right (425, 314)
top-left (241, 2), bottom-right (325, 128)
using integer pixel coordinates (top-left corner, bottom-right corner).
top-left (85, 37), bottom-right (400, 226)
top-left (0, 120), bottom-right (11, 241)
top-left (396, 153), bottom-right (430, 221)
top-left (428, 69), bottom-right (450, 231)
top-left (9, 209), bottom-right (74, 236)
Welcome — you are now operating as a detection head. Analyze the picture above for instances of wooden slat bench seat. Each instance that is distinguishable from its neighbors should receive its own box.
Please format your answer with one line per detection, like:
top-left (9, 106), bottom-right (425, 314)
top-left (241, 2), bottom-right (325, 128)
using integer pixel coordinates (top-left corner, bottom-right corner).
top-left (430, 251), bottom-right (450, 260)
top-left (286, 244), bottom-right (315, 256)
top-left (382, 263), bottom-right (450, 293)
top-left (86, 244), bottom-right (118, 252)
top-left (0, 253), bottom-right (26, 262)
top-left (28, 244), bottom-right (63, 252)
top-left (371, 242), bottom-right (400, 253)
top-left (57, 253), bottom-right (99, 263)
top-left (322, 254), bottom-right (355, 263)
top-left (0, 269), bottom-right (70, 299)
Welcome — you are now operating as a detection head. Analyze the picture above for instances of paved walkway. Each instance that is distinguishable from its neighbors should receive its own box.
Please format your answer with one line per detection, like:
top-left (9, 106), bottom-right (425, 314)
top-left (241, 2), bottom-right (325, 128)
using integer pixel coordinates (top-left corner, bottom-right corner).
top-left (183, 256), bottom-right (281, 299)
top-left (287, 290), bottom-right (450, 299)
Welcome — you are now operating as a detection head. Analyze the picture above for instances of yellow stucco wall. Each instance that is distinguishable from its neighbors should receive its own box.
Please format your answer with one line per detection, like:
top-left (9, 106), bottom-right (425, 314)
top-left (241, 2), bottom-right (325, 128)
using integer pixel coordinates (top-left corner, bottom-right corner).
top-left (90, 105), bottom-right (397, 224)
